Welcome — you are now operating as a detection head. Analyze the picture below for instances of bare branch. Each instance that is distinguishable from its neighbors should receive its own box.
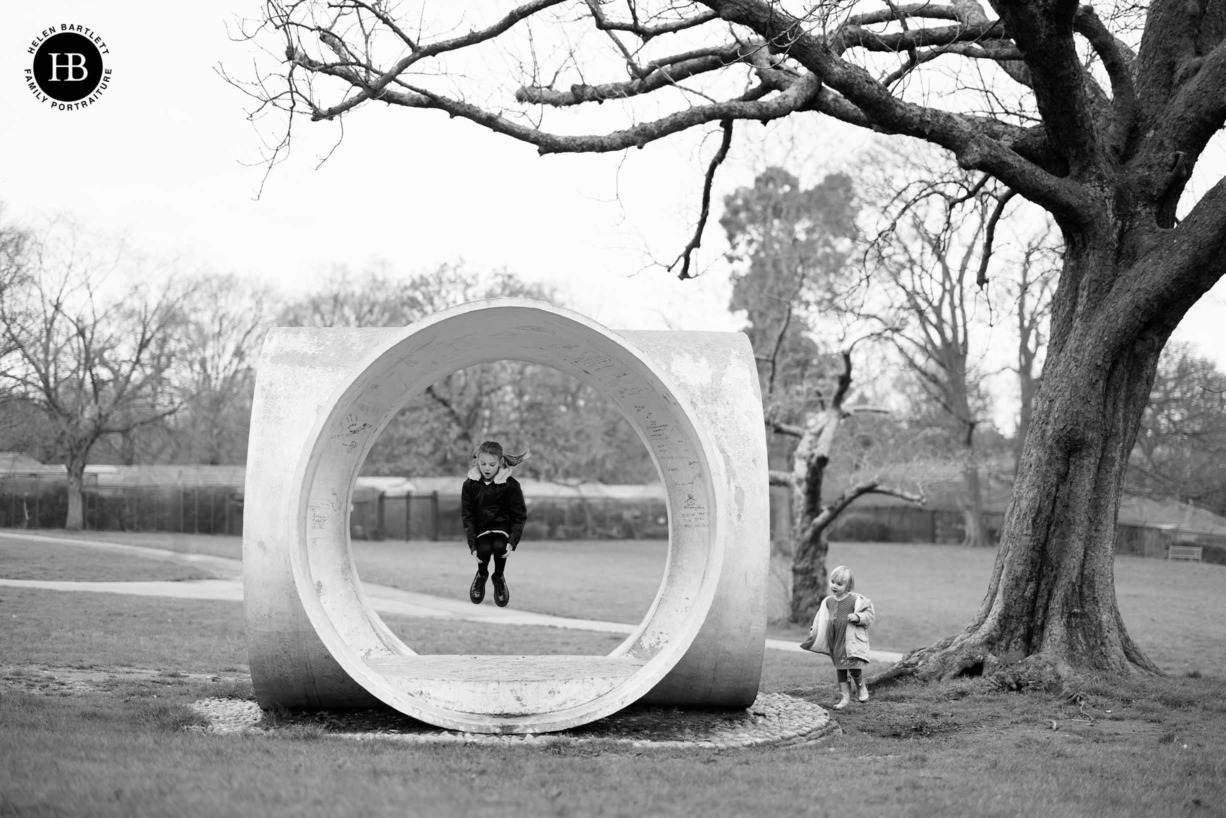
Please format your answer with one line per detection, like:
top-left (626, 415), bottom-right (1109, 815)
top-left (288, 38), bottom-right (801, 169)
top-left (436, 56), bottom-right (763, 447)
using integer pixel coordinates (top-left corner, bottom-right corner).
top-left (846, 4), bottom-right (963, 26)
top-left (945, 174), bottom-right (991, 209)
top-left (1100, 171), bottom-right (1226, 356)
top-left (585, 0), bottom-right (649, 77)
top-left (830, 349), bottom-right (854, 410)
top-left (315, 0), bottom-right (569, 118)
top-left (1073, 6), bottom-right (1137, 153)
top-left (295, 45), bottom-right (819, 154)
top-left (700, 0), bottom-right (1088, 217)
top-left (976, 189), bottom-right (1017, 287)
top-left (769, 469), bottom-right (793, 486)
top-left (839, 19), bottom-right (1006, 54)
top-left (985, 1), bottom-right (1102, 175)
top-left (585, 4), bottom-right (719, 40)
top-left (516, 44), bottom-right (751, 105)
top-left (763, 277), bottom-right (805, 397)
top-left (770, 420), bottom-right (805, 438)
top-left (1148, 41), bottom-right (1226, 184)
top-left (802, 481), bottom-right (926, 541)
top-left (668, 118), bottom-right (734, 280)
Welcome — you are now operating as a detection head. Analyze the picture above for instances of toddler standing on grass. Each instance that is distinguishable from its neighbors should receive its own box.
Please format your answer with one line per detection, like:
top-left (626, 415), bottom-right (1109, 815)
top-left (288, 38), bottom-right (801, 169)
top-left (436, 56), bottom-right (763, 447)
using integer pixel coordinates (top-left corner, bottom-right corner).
top-left (460, 440), bottom-right (528, 608)
top-left (803, 564), bottom-right (875, 710)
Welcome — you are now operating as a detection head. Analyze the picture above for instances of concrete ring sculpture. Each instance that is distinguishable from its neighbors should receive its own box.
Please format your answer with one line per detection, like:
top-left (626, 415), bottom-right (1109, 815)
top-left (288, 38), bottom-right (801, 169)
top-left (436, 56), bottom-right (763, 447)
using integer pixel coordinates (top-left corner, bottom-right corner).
top-left (244, 299), bottom-right (768, 734)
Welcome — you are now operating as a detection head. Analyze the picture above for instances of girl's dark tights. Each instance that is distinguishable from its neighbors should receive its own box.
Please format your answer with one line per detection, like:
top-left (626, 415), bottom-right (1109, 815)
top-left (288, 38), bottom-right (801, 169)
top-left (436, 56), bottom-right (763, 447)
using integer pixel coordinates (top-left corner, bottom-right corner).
top-left (836, 669), bottom-right (863, 683)
top-left (475, 535), bottom-right (509, 577)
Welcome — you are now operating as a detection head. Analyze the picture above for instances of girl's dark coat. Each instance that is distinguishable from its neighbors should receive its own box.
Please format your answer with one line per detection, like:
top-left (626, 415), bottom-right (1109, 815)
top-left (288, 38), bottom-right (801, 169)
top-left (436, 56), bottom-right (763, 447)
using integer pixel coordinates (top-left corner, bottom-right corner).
top-left (460, 468), bottom-right (527, 550)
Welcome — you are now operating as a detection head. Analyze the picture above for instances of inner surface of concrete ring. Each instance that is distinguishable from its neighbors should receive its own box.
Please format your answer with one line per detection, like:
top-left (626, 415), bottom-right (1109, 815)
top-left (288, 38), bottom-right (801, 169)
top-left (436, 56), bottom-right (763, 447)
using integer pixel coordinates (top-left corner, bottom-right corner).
top-left (244, 299), bottom-right (769, 734)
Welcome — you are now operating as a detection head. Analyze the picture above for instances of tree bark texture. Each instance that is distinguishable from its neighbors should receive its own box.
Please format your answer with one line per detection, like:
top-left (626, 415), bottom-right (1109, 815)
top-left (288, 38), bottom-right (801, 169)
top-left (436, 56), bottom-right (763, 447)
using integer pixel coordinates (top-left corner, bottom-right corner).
top-left (65, 457), bottom-right (85, 532)
top-left (788, 430), bottom-right (830, 625)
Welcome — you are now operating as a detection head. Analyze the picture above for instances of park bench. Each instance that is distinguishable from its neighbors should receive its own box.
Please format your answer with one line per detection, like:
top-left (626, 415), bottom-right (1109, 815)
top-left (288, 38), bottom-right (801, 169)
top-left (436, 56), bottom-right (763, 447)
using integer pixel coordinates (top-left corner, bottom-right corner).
top-left (1167, 543), bottom-right (1204, 562)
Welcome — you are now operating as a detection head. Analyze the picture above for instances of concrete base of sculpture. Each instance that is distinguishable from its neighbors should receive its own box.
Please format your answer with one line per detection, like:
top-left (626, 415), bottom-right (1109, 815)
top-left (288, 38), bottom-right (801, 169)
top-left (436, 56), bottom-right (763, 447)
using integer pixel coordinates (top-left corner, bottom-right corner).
top-left (243, 299), bottom-right (768, 734)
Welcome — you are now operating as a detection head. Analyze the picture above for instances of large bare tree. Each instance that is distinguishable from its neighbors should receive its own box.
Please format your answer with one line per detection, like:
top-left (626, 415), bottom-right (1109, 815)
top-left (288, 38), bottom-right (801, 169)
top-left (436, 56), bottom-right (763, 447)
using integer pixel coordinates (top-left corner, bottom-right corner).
top-left (869, 185), bottom-right (1004, 547)
top-left (1003, 222), bottom-right (1059, 475)
top-left (237, 0), bottom-right (1226, 683)
top-left (0, 228), bottom-right (192, 530)
top-left (168, 273), bottom-right (274, 465)
top-left (1128, 343), bottom-right (1226, 514)
top-left (0, 213), bottom-right (31, 416)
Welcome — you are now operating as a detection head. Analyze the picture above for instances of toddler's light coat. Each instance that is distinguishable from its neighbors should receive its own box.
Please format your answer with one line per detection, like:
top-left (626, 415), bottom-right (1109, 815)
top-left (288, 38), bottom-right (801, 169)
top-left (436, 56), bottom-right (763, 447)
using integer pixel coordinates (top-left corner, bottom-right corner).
top-left (803, 592), bottom-right (875, 662)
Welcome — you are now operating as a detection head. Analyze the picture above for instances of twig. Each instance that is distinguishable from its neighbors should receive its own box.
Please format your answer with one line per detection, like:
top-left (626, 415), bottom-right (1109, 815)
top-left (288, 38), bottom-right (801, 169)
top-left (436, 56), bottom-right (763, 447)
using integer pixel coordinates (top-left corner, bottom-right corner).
top-left (668, 119), bottom-right (734, 280)
top-left (976, 189), bottom-right (1017, 288)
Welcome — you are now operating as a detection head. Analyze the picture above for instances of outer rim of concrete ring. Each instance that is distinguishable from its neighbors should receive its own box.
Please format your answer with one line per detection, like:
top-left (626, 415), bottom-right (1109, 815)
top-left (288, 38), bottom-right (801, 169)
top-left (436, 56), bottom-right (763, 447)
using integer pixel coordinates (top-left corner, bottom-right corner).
top-left (285, 299), bottom-right (729, 734)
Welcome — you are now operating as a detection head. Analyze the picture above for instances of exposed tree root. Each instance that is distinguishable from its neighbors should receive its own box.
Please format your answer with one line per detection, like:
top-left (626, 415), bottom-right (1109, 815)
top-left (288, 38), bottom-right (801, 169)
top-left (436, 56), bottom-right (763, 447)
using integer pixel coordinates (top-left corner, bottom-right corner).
top-left (869, 634), bottom-right (1164, 694)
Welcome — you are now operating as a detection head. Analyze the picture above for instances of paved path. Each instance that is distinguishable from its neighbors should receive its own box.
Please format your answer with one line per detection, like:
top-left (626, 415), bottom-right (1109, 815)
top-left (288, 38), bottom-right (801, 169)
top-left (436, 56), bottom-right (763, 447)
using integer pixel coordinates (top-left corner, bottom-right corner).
top-left (0, 531), bottom-right (903, 662)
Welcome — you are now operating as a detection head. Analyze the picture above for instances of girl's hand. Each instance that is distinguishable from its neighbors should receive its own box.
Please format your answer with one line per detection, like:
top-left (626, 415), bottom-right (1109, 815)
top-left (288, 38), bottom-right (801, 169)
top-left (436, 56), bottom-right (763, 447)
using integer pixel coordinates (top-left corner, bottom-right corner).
top-left (849, 614), bottom-right (860, 624)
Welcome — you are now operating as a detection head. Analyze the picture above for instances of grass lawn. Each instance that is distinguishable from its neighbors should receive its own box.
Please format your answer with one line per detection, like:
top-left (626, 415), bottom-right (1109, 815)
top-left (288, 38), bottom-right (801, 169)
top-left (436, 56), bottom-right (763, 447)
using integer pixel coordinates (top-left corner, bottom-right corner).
top-left (0, 537), bottom-right (210, 583)
top-left (24, 530), bottom-right (1225, 676)
top-left (2, 530), bottom-right (1225, 817)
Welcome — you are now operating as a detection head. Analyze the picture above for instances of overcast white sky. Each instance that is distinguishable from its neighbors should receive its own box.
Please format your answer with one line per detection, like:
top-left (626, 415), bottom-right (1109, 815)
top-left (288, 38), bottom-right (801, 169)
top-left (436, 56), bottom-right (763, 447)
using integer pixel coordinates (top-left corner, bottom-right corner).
top-left (2, 1), bottom-right (758, 333)
top-left (3, 2), bottom-right (1224, 414)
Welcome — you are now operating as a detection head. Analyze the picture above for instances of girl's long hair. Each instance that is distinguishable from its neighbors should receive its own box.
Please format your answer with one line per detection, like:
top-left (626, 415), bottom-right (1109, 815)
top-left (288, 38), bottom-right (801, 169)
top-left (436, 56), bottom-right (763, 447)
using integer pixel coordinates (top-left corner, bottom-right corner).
top-left (476, 440), bottom-right (530, 468)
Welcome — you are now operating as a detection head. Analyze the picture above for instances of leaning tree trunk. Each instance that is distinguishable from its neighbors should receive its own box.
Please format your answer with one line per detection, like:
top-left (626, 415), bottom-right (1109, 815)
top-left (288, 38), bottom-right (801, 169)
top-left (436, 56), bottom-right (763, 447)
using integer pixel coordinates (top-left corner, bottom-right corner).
top-left (785, 352), bottom-right (854, 624)
top-left (789, 459), bottom-right (830, 624)
top-left (887, 233), bottom-right (1171, 685)
top-left (782, 352), bottom-right (927, 624)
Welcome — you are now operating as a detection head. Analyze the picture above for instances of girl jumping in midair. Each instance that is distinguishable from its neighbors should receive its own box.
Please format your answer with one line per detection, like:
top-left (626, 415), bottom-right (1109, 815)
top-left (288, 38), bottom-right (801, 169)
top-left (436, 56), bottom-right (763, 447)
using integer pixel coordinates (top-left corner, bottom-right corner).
top-left (460, 440), bottom-right (528, 608)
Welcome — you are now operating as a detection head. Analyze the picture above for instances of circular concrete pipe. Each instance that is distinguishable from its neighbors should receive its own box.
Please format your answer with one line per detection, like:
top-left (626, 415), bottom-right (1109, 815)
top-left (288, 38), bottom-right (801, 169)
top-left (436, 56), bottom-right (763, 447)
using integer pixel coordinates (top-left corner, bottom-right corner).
top-left (283, 300), bottom-right (732, 734)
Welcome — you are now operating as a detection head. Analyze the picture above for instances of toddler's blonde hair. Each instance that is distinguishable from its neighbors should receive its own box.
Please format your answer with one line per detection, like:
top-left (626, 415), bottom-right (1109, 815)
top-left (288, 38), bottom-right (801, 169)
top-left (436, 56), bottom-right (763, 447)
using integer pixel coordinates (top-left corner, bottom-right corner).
top-left (830, 564), bottom-right (855, 592)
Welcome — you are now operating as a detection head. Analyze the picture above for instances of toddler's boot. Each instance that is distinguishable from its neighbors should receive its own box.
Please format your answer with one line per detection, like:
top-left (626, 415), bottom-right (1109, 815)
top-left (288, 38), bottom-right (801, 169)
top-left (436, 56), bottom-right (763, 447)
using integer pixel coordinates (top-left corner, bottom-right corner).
top-left (857, 680), bottom-right (870, 703)
top-left (833, 682), bottom-right (851, 710)
top-left (492, 574), bottom-right (510, 608)
top-left (469, 570), bottom-right (488, 604)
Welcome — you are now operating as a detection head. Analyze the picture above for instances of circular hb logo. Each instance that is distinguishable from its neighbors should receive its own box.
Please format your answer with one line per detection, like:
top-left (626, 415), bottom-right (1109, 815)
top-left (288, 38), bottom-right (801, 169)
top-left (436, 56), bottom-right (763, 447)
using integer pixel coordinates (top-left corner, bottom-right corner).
top-left (32, 32), bottom-right (104, 101)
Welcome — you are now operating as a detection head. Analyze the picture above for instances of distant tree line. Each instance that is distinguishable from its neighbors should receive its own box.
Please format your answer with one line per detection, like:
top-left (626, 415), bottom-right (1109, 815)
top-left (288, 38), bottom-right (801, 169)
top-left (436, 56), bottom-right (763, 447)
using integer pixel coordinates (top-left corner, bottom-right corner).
top-left (0, 215), bottom-right (654, 530)
top-left (2, 203), bottom-right (1222, 547)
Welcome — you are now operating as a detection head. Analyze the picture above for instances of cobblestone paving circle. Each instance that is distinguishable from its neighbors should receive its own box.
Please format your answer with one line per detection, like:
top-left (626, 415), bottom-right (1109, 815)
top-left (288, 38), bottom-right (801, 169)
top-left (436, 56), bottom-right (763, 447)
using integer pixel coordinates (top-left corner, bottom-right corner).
top-left (189, 692), bottom-right (840, 749)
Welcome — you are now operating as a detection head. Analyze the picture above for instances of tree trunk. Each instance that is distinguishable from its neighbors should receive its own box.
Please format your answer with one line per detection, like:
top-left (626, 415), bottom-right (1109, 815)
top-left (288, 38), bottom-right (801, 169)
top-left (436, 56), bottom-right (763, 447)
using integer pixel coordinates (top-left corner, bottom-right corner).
top-left (887, 235), bottom-right (1168, 685)
top-left (119, 430), bottom-right (138, 466)
top-left (961, 461), bottom-right (988, 547)
top-left (788, 428), bottom-right (830, 624)
top-left (65, 457), bottom-right (86, 532)
top-left (789, 512), bottom-right (829, 624)
top-left (885, 353), bottom-right (1165, 682)
top-left (960, 418), bottom-right (987, 547)
top-left (950, 376), bottom-right (986, 547)
top-left (956, 419), bottom-right (985, 546)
